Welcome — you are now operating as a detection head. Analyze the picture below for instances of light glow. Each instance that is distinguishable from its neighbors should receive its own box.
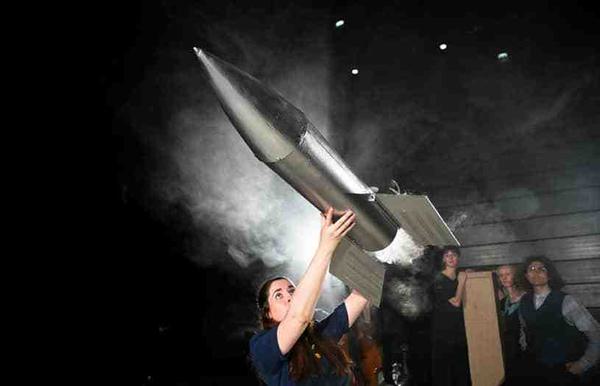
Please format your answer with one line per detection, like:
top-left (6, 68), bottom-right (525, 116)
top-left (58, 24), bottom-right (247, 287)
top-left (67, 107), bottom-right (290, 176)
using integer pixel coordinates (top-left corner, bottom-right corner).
top-left (371, 228), bottom-right (423, 265)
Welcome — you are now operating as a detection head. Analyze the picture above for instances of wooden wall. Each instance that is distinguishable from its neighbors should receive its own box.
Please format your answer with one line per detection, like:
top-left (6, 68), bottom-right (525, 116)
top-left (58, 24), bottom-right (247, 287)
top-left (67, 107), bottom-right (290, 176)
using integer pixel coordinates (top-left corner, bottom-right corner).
top-left (426, 140), bottom-right (600, 321)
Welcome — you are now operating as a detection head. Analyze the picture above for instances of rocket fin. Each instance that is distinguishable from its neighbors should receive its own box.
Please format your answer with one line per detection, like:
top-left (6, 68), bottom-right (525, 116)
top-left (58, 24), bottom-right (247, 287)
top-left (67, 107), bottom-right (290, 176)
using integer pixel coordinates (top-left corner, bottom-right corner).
top-left (376, 193), bottom-right (460, 247)
top-left (330, 238), bottom-right (386, 307)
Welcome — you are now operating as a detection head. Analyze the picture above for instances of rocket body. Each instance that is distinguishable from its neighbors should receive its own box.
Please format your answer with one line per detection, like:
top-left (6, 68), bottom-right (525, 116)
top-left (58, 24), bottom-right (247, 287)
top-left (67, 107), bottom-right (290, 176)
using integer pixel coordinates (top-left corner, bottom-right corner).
top-left (193, 48), bottom-right (460, 305)
top-left (194, 48), bottom-right (398, 253)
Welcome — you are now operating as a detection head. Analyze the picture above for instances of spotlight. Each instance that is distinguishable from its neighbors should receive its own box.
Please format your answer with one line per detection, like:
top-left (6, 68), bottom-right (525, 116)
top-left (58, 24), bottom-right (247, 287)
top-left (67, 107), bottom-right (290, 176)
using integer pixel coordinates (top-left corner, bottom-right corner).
top-left (497, 52), bottom-right (509, 62)
top-left (335, 20), bottom-right (345, 28)
top-left (439, 43), bottom-right (447, 50)
top-left (351, 68), bottom-right (359, 75)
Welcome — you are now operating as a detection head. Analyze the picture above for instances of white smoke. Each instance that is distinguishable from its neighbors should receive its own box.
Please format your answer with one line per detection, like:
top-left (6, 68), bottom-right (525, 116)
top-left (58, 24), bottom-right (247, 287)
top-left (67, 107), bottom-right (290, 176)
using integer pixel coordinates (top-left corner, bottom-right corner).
top-left (386, 275), bottom-right (432, 319)
top-left (167, 99), bottom-right (352, 310)
top-left (169, 104), bottom-right (320, 267)
top-left (371, 228), bottom-right (424, 265)
top-left (446, 211), bottom-right (470, 231)
top-left (370, 228), bottom-right (434, 319)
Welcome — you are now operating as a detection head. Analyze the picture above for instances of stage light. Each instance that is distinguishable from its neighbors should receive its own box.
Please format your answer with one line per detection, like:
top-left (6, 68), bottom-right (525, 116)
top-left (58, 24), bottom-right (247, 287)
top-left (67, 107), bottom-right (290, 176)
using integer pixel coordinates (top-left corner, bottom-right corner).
top-left (439, 43), bottom-right (447, 50)
top-left (336, 20), bottom-right (345, 28)
top-left (351, 68), bottom-right (359, 75)
top-left (498, 52), bottom-right (509, 61)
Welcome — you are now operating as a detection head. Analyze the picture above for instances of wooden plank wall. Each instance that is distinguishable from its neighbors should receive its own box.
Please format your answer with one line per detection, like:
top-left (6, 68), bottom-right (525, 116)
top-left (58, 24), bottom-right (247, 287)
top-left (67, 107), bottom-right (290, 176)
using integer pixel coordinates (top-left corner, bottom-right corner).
top-left (426, 141), bottom-right (600, 320)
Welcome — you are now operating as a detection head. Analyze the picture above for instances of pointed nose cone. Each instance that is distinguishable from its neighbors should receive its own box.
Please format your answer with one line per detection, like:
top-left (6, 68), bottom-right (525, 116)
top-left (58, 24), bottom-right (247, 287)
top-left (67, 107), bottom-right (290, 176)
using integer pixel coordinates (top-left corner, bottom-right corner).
top-left (193, 48), bottom-right (308, 163)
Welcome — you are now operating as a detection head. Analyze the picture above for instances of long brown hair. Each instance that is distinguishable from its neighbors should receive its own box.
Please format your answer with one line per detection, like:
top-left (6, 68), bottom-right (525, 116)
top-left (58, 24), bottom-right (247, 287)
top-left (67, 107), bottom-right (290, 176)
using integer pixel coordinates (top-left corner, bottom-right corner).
top-left (256, 277), bottom-right (353, 382)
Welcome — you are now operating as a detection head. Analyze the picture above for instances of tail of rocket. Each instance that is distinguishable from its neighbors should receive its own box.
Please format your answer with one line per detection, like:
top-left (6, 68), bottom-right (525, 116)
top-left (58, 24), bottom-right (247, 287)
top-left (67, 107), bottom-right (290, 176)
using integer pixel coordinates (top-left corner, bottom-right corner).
top-left (331, 193), bottom-right (459, 306)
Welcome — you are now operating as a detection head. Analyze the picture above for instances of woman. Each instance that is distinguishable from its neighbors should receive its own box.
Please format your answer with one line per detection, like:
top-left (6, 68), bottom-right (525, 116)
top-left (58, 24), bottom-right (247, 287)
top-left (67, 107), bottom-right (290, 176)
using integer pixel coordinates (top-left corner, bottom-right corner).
top-left (495, 264), bottom-right (525, 384)
top-left (430, 245), bottom-right (471, 386)
top-left (249, 208), bottom-right (369, 385)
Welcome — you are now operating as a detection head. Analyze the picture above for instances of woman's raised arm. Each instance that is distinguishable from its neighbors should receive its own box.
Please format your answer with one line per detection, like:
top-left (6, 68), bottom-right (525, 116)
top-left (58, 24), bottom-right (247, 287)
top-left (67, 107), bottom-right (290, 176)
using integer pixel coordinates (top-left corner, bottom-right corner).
top-left (276, 208), bottom-right (355, 355)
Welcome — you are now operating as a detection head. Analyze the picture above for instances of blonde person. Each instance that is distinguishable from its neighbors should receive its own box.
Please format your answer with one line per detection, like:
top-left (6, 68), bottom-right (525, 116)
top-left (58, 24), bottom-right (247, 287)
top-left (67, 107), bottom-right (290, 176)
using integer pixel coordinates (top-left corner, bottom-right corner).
top-left (496, 264), bottom-right (526, 384)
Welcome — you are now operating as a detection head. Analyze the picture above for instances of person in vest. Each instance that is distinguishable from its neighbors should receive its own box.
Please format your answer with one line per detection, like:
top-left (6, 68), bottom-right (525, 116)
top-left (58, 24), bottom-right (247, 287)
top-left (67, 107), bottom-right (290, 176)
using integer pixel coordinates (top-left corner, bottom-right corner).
top-left (519, 256), bottom-right (600, 385)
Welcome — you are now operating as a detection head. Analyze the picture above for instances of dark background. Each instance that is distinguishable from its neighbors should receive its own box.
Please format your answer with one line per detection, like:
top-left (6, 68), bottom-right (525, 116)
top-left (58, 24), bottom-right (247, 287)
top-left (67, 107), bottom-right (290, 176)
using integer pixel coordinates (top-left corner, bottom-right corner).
top-left (94, 1), bottom-right (599, 384)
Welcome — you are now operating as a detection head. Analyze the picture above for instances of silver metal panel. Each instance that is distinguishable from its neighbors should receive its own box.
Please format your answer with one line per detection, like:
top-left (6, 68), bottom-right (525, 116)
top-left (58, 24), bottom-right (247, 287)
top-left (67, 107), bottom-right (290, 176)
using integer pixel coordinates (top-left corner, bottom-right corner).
top-left (270, 149), bottom-right (398, 251)
top-left (376, 194), bottom-right (460, 246)
top-left (299, 124), bottom-right (371, 194)
top-left (330, 238), bottom-right (386, 307)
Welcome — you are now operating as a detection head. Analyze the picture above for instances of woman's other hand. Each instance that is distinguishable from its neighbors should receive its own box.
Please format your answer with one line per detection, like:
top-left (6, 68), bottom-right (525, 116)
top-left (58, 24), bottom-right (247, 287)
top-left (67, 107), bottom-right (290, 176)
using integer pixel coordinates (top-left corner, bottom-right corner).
top-left (448, 297), bottom-right (461, 307)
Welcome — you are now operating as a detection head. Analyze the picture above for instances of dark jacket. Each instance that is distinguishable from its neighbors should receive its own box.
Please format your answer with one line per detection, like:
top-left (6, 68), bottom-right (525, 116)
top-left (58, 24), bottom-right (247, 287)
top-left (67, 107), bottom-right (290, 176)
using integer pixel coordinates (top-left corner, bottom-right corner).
top-left (520, 290), bottom-right (587, 366)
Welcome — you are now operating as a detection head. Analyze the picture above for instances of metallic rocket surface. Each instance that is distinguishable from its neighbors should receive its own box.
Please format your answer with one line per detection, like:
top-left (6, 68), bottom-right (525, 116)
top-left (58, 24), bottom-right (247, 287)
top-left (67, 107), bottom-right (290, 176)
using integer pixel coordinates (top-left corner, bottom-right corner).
top-left (193, 48), bottom-right (459, 306)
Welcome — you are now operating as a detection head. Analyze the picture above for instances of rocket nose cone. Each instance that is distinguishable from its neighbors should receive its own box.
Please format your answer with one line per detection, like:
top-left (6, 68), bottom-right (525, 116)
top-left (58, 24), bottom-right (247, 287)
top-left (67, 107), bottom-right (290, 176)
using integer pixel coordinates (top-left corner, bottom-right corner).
top-left (191, 48), bottom-right (306, 162)
top-left (193, 48), bottom-right (222, 75)
top-left (193, 47), bottom-right (208, 65)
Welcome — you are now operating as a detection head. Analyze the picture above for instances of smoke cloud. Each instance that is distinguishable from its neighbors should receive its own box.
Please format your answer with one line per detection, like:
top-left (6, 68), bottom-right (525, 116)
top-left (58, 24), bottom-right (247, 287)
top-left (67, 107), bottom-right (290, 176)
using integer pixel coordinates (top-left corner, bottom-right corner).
top-left (124, 4), bottom-right (360, 314)
top-left (386, 275), bottom-right (432, 319)
top-left (373, 228), bottom-right (424, 266)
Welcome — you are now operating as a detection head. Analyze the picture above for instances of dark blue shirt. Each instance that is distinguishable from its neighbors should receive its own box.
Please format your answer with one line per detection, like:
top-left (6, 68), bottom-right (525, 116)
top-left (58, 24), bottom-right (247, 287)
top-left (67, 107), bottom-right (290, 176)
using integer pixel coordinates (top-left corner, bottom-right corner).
top-left (249, 303), bottom-right (351, 386)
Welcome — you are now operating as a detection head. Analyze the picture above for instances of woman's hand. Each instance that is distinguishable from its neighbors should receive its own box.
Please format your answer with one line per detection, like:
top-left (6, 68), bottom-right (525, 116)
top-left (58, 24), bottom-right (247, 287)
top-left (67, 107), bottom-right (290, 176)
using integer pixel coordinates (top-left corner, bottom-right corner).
top-left (448, 297), bottom-right (461, 307)
top-left (317, 207), bottom-right (356, 254)
top-left (450, 270), bottom-right (472, 307)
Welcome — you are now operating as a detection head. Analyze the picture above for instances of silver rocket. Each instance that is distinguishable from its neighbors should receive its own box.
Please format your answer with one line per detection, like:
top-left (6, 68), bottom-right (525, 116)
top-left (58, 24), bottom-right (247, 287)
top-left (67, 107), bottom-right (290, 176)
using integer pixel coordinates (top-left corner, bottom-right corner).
top-left (194, 48), bottom-right (459, 306)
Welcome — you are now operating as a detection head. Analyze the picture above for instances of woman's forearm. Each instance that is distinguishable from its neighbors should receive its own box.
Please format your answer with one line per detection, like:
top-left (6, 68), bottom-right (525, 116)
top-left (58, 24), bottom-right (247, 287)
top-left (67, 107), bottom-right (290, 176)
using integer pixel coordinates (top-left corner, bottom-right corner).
top-left (276, 209), bottom-right (355, 354)
top-left (287, 246), bottom-right (333, 324)
top-left (449, 272), bottom-right (467, 307)
top-left (276, 246), bottom-right (332, 354)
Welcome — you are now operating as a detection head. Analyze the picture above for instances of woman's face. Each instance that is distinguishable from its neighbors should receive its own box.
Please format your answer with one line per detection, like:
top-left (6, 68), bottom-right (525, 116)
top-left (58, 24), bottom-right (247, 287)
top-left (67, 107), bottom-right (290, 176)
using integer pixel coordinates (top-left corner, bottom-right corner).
top-left (443, 250), bottom-right (459, 269)
top-left (497, 266), bottom-right (515, 288)
top-left (267, 279), bottom-right (296, 323)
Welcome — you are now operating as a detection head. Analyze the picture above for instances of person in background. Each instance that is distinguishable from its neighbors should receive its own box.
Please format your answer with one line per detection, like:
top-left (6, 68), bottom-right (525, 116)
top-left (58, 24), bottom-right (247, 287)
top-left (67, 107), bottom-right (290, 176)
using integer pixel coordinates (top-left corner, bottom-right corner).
top-left (495, 264), bottom-right (526, 384)
top-left (519, 256), bottom-right (600, 385)
top-left (430, 245), bottom-right (471, 386)
top-left (249, 208), bottom-right (369, 385)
